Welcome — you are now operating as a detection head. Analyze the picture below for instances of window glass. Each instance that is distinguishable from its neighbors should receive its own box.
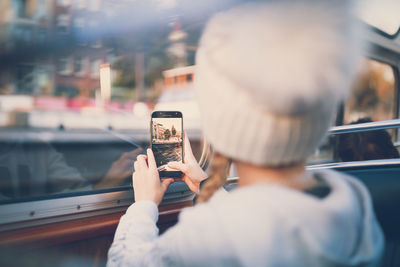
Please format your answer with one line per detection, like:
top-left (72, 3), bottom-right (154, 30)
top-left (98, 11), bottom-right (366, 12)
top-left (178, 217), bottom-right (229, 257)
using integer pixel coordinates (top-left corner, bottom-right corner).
top-left (0, 0), bottom-right (208, 203)
top-left (309, 59), bottom-right (399, 165)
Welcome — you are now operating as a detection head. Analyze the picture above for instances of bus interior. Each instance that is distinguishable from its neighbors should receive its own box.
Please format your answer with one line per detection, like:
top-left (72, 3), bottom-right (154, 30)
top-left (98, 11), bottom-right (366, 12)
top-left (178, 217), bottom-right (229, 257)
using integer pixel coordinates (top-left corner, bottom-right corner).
top-left (0, 1), bottom-right (399, 266)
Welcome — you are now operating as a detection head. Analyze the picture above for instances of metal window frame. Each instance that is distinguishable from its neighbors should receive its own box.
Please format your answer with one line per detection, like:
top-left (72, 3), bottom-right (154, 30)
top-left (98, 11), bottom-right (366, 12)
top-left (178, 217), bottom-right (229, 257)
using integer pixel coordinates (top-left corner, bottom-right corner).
top-left (328, 119), bottom-right (400, 135)
top-left (0, 187), bottom-right (195, 231)
top-left (225, 158), bottom-right (400, 185)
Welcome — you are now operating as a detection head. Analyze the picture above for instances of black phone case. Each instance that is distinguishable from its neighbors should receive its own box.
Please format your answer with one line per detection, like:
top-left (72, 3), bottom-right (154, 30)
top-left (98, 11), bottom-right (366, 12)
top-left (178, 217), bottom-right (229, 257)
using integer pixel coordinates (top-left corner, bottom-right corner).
top-left (150, 111), bottom-right (184, 179)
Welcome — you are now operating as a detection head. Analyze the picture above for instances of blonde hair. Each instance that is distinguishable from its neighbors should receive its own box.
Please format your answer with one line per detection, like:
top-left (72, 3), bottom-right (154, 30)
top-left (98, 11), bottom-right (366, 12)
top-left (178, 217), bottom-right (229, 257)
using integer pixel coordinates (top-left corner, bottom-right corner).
top-left (197, 152), bottom-right (231, 203)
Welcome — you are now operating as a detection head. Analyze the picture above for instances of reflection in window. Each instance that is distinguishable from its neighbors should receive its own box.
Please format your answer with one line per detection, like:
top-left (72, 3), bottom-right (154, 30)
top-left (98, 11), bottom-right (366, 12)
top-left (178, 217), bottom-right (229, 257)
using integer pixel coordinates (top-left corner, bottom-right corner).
top-left (0, 142), bottom-right (87, 199)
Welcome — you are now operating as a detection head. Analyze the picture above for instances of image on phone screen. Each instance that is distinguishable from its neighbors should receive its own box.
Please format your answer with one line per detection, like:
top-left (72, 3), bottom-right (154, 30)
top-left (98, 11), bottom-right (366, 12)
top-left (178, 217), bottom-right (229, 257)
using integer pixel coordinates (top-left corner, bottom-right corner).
top-left (151, 112), bottom-right (183, 177)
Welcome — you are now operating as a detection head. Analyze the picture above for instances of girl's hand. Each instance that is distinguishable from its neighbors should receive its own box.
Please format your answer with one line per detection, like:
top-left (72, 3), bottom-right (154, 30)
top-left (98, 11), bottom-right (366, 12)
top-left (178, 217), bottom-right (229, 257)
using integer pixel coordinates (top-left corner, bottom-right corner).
top-left (132, 149), bottom-right (174, 205)
top-left (168, 134), bottom-right (208, 194)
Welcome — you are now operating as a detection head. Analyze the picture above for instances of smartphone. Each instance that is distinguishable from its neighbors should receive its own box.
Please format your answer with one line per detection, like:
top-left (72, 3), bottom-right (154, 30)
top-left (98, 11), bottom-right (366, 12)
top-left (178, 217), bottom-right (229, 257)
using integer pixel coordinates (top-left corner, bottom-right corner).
top-left (150, 111), bottom-right (184, 178)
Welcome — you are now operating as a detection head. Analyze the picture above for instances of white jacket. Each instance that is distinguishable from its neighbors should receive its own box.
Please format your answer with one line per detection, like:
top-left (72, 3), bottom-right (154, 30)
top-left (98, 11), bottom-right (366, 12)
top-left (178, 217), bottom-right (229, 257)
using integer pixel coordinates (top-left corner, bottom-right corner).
top-left (107, 169), bottom-right (384, 267)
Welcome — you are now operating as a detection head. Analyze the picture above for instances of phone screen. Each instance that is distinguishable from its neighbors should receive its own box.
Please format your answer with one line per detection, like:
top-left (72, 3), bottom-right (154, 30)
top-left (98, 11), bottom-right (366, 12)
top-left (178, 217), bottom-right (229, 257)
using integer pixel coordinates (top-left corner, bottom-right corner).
top-left (151, 111), bottom-right (183, 178)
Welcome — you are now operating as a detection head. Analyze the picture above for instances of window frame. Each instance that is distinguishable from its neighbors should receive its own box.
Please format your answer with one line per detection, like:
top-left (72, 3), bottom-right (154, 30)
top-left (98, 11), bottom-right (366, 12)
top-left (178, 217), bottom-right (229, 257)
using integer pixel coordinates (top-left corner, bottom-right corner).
top-left (0, 187), bottom-right (195, 232)
top-left (367, 24), bottom-right (400, 40)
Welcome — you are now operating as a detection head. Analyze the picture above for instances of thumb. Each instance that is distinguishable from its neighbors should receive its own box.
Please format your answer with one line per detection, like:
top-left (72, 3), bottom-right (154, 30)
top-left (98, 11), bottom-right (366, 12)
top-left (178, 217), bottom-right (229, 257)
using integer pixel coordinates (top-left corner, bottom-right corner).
top-left (161, 178), bottom-right (174, 193)
top-left (168, 161), bottom-right (188, 173)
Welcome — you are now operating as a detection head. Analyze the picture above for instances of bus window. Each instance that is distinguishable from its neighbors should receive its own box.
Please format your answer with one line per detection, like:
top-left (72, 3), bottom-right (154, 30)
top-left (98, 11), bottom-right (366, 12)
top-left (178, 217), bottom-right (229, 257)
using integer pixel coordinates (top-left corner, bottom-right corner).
top-left (0, 0), bottom-right (206, 204)
top-left (309, 59), bottom-right (399, 165)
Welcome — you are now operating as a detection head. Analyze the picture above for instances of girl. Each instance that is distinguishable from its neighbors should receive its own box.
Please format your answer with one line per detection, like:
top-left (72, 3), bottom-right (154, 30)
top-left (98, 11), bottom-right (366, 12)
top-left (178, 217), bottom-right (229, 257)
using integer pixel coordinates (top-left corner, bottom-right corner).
top-left (107, 1), bottom-right (384, 266)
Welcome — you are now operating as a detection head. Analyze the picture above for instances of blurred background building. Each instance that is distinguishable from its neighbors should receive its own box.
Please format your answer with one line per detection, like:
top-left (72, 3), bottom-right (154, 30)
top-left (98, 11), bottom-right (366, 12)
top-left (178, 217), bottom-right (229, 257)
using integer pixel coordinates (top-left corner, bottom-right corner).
top-left (0, 0), bottom-right (110, 98)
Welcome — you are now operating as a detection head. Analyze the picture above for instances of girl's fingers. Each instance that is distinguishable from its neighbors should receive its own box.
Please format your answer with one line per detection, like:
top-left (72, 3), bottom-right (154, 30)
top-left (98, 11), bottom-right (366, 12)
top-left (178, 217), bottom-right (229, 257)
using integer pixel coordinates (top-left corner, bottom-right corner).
top-left (160, 178), bottom-right (174, 193)
top-left (146, 149), bottom-right (157, 170)
top-left (136, 154), bottom-right (147, 169)
top-left (168, 161), bottom-right (188, 173)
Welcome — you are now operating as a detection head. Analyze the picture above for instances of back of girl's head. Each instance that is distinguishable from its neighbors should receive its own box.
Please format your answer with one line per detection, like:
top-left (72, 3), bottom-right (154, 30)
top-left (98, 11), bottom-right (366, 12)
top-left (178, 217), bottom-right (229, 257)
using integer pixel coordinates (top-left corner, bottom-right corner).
top-left (194, 0), bottom-right (364, 202)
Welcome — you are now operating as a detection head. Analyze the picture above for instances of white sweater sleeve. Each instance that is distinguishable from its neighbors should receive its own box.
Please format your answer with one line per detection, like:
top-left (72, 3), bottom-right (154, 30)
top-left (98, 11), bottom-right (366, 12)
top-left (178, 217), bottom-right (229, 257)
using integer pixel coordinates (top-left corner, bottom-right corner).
top-left (107, 200), bottom-right (171, 266)
top-left (107, 198), bottom-right (228, 267)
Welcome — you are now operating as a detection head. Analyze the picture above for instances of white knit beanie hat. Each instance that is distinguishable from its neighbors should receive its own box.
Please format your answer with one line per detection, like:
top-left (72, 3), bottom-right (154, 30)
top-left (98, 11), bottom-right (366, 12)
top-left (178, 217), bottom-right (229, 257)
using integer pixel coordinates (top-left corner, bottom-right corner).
top-left (195, 0), bottom-right (363, 166)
